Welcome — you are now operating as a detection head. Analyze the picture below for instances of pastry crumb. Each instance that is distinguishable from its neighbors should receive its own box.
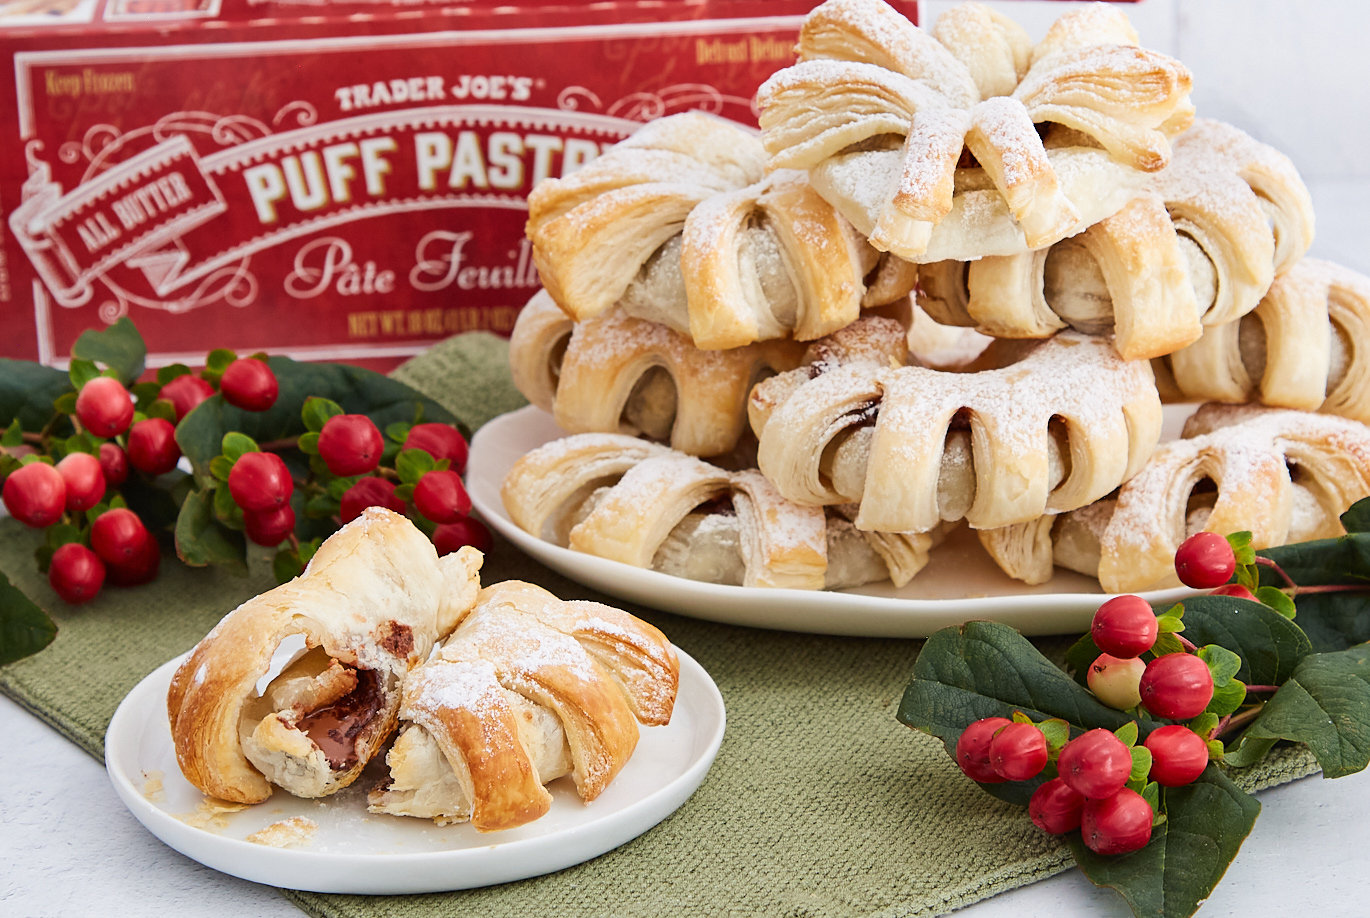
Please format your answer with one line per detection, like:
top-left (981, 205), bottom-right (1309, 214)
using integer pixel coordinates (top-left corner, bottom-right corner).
top-left (142, 770), bottom-right (165, 801)
top-left (246, 816), bottom-right (318, 849)
top-left (179, 796), bottom-right (250, 830)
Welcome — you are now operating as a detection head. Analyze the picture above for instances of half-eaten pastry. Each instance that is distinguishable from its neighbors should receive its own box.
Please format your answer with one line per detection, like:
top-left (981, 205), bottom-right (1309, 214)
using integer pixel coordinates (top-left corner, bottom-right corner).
top-left (916, 119), bottom-right (1314, 360)
top-left (977, 403), bottom-right (1370, 592)
top-left (501, 431), bottom-right (941, 590)
top-left (525, 110), bottom-right (916, 349)
top-left (367, 580), bottom-right (678, 831)
top-left (756, 0), bottom-right (1194, 261)
top-left (166, 508), bottom-right (483, 803)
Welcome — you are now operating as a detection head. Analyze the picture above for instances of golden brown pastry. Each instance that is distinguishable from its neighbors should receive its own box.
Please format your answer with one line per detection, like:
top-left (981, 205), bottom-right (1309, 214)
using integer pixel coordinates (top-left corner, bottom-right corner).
top-left (756, 0), bottom-right (1194, 262)
top-left (1155, 258), bottom-right (1370, 424)
top-left (501, 431), bottom-right (940, 590)
top-left (748, 324), bottom-right (1163, 532)
top-left (367, 581), bottom-right (678, 831)
top-left (525, 111), bottom-right (916, 349)
top-left (508, 289), bottom-right (911, 459)
top-left (916, 119), bottom-right (1314, 360)
top-left (166, 508), bottom-right (483, 804)
top-left (978, 403), bottom-right (1370, 592)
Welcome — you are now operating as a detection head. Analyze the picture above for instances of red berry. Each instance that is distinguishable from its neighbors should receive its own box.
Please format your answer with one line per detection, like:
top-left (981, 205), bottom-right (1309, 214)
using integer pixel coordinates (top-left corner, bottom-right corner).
top-left (339, 477), bottom-right (405, 524)
top-left (1081, 788), bottom-right (1154, 856)
top-left (98, 442), bottom-right (129, 488)
top-left (988, 722), bottom-right (1048, 781)
top-left (3, 462), bottom-right (67, 527)
top-left (90, 508), bottom-right (151, 565)
top-left (434, 517), bottom-right (492, 555)
top-left (1090, 594), bottom-right (1159, 659)
top-left (160, 374), bottom-right (215, 421)
top-left (227, 452), bottom-right (293, 512)
top-left (1144, 725), bottom-right (1211, 787)
top-left (1139, 652), bottom-right (1214, 720)
top-left (56, 452), bottom-right (106, 513)
top-left (403, 423), bottom-right (469, 473)
top-left (1087, 653), bottom-right (1146, 710)
top-left (243, 503), bottom-right (296, 546)
top-left (1028, 778), bottom-right (1084, 835)
top-left (318, 414), bottom-right (384, 476)
top-left (1210, 583), bottom-right (1256, 601)
top-left (954, 717), bottom-right (1011, 784)
top-left (48, 542), bottom-right (106, 604)
top-left (105, 532), bottom-right (160, 586)
top-left (220, 358), bottom-right (278, 411)
top-left (126, 418), bottom-right (181, 475)
top-left (1174, 531), bottom-right (1237, 589)
top-left (412, 469), bottom-right (471, 524)
top-left (1056, 728), bottom-right (1133, 800)
top-left (75, 376), bottom-right (135, 438)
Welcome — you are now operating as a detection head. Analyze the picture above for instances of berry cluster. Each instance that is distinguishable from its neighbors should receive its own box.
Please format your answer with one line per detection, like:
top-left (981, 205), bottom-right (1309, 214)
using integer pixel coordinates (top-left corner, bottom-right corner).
top-left (2, 340), bottom-right (489, 606)
top-left (949, 531), bottom-right (1264, 858)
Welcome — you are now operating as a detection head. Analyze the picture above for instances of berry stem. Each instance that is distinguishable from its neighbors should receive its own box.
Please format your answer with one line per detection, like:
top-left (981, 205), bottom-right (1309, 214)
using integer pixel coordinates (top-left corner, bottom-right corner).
top-left (1214, 705), bottom-right (1265, 740)
top-left (1253, 556), bottom-right (1297, 588)
top-left (1176, 633), bottom-right (1199, 653)
top-left (256, 437), bottom-right (299, 452)
top-left (1244, 684), bottom-right (1280, 694)
top-left (1288, 583), bottom-right (1370, 595)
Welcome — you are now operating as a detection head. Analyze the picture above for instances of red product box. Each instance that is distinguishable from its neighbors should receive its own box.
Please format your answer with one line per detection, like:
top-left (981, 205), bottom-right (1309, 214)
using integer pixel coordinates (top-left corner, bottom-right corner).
top-left (0, 0), bottom-right (918, 370)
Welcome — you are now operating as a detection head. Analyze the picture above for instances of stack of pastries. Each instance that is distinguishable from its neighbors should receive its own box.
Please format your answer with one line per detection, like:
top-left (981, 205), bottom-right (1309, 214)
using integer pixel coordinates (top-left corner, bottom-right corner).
top-left (505, 0), bottom-right (1370, 595)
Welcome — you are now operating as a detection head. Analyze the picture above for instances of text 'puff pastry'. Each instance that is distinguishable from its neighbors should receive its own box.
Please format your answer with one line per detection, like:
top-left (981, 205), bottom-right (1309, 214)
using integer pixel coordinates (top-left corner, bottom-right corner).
top-left (525, 110), bottom-right (916, 349)
top-left (916, 118), bottom-right (1314, 360)
top-left (1155, 258), bottom-right (1370, 425)
top-left (978, 403), bottom-right (1370, 593)
top-left (749, 324), bottom-right (1162, 532)
top-left (367, 581), bottom-right (678, 831)
top-left (756, 0), bottom-right (1193, 261)
top-left (501, 431), bottom-right (939, 591)
top-left (166, 508), bottom-right (482, 804)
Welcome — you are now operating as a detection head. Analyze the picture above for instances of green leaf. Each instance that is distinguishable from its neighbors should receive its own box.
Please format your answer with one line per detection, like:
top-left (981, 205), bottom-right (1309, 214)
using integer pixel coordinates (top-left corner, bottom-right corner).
top-left (1198, 644), bottom-right (1243, 683)
top-left (176, 357), bottom-right (456, 479)
top-left (1255, 586), bottom-right (1297, 619)
top-left (1037, 718), bottom-right (1071, 751)
top-left (1070, 767), bottom-right (1260, 918)
top-left (1257, 532), bottom-right (1370, 651)
top-left (209, 455), bottom-right (234, 483)
top-left (305, 494), bottom-right (339, 519)
top-left (301, 396), bottom-right (344, 433)
top-left (174, 487), bottom-right (248, 572)
top-left (212, 480), bottom-right (243, 527)
top-left (385, 421), bottom-right (412, 443)
top-left (272, 546), bottom-right (306, 583)
top-left (1173, 594), bottom-right (1313, 686)
top-left (143, 399), bottom-right (177, 424)
top-left (156, 364), bottom-right (192, 384)
top-left (1341, 497), bottom-right (1370, 533)
top-left (203, 348), bottom-right (237, 383)
top-left (71, 317), bottom-right (146, 383)
top-left (1207, 679), bottom-right (1247, 718)
top-left (220, 432), bottom-right (260, 463)
top-left (0, 569), bottom-right (57, 665)
top-left (1228, 530), bottom-right (1255, 566)
top-left (1115, 721), bottom-right (1139, 746)
top-left (0, 359), bottom-right (74, 434)
top-left (1128, 744), bottom-right (1153, 790)
top-left (1156, 613), bottom-right (1185, 634)
top-left (43, 524), bottom-right (81, 551)
top-left (898, 621), bottom-right (1151, 805)
top-left (1, 420), bottom-right (22, 448)
top-left (298, 431), bottom-right (320, 455)
top-left (1152, 633), bottom-right (1185, 657)
top-left (68, 358), bottom-right (101, 390)
top-left (395, 447), bottom-right (435, 484)
top-left (1235, 644), bottom-right (1370, 778)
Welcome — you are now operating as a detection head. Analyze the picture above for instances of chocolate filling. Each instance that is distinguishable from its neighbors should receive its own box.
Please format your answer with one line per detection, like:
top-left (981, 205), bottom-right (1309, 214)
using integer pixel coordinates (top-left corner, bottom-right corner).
top-left (296, 668), bottom-right (384, 771)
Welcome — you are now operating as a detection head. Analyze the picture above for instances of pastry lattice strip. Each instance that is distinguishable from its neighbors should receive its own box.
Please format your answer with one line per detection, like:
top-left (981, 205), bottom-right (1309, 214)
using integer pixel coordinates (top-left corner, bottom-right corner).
top-left (1156, 258), bottom-right (1370, 425)
top-left (368, 581), bottom-right (678, 832)
top-left (748, 327), bottom-right (1163, 532)
top-left (916, 118), bottom-right (1314, 360)
top-left (978, 403), bottom-right (1370, 593)
top-left (525, 111), bottom-right (916, 349)
top-left (501, 431), bottom-right (937, 590)
top-left (756, 0), bottom-right (1193, 261)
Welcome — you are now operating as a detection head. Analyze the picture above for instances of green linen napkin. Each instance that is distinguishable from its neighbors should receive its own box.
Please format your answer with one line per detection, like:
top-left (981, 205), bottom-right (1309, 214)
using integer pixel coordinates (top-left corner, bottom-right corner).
top-left (0, 333), bottom-right (1321, 918)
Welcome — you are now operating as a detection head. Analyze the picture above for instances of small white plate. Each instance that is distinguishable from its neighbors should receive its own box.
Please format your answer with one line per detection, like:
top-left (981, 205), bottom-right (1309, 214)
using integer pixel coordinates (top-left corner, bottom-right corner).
top-left (467, 406), bottom-right (1191, 638)
top-left (105, 649), bottom-right (725, 895)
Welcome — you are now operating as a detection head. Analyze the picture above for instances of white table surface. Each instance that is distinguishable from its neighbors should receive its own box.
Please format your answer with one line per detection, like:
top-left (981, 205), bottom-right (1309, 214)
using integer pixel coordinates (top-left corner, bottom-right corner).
top-left (7, 6), bottom-right (1370, 909)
